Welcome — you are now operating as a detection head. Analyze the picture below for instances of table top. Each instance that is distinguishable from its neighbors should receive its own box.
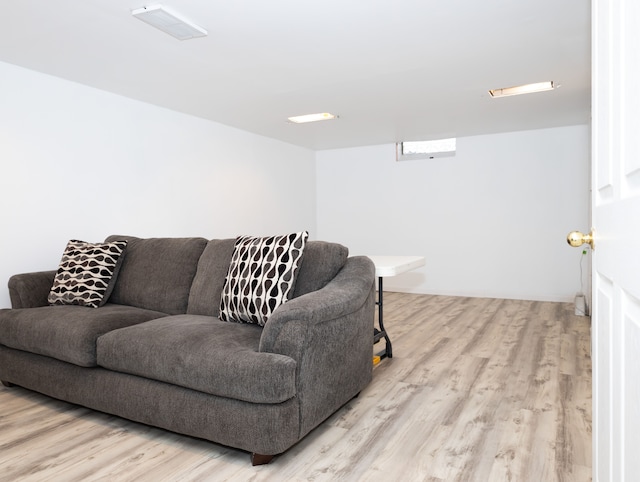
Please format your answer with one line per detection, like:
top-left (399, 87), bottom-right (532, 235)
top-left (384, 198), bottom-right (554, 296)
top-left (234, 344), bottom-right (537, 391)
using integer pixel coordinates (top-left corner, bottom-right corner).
top-left (367, 255), bottom-right (425, 277)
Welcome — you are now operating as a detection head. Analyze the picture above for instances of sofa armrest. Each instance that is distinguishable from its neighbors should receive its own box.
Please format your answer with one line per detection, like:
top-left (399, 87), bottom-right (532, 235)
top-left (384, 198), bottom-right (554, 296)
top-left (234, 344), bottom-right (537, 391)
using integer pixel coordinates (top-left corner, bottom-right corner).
top-left (259, 256), bottom-right (376, 437)
top-left (259, 256), bottom-right (375, 354)
top-left (8, 270), bottom-right (56, 308)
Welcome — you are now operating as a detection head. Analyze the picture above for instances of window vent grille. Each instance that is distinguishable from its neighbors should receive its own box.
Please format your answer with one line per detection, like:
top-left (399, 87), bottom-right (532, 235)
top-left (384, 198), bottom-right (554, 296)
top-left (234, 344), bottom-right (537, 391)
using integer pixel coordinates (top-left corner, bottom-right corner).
top-left (396, 138), bottom-right (456, 161)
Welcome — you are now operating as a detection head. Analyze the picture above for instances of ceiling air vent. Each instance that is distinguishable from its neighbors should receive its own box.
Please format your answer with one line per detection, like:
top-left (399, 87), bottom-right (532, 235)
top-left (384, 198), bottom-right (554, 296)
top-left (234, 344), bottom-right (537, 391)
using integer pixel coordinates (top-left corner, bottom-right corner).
top-left (396, 138), bottom-right (456, 161)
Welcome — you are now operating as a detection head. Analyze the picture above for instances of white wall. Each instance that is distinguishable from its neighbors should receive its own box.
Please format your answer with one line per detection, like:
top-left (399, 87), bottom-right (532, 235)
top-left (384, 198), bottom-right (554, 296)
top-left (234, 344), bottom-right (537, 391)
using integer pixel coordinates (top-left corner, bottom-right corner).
top-left (316, 125), bottom-right (590, 302)
top-left (0, 61), bottom-right (316, 308)
top-left (0, 60), bottom-right (590, 307)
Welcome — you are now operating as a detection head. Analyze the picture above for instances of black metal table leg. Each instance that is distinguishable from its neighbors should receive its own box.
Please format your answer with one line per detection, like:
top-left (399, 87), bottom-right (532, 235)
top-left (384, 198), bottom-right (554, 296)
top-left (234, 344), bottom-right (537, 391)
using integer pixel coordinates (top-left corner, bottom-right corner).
top-left (373, 276), bottom-right (392, 359)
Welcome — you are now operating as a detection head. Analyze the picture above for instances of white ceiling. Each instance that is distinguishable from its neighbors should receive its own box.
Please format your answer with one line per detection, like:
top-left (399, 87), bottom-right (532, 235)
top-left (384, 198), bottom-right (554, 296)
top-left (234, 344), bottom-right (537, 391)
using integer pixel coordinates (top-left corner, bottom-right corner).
top-left (0, 0), bottom-right (591, 150)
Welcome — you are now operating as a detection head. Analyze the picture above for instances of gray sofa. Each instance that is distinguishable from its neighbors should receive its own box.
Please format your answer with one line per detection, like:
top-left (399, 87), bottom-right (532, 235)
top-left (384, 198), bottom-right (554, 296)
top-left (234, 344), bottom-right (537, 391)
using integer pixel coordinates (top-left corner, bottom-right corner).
top-left (0, 235), bottom-right (375, 465)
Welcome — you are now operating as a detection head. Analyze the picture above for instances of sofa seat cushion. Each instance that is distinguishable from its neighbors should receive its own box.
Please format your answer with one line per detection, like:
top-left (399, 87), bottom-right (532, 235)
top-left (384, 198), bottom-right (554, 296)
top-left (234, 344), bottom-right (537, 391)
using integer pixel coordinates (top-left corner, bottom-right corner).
top-left (0, 304), bottom-right (170, 367)
top-left (96, 315), bottom-right (297, 404)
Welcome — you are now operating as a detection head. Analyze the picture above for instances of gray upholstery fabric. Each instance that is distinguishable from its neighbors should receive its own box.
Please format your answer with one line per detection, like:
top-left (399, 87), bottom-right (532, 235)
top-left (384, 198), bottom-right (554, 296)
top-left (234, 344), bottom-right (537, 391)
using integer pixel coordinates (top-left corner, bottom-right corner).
top-left (0, 304), bottom-right (169, 367)
top-left (0, 346), bottom-right (300, 455)
top-left (260, 256), bottom-right (375, 437)
top-left (187, 239), bottom-right (236, 316)
top-left (292, 241), bottom-right (349, 298)
top-left (8, 270), bottom-right (56, 309)
top-left (105, 235), bottom-right (208, 315)
top-left (97, 315), bottom-right (297, 404)
top-left (0, 237), bottom-right (376, 459)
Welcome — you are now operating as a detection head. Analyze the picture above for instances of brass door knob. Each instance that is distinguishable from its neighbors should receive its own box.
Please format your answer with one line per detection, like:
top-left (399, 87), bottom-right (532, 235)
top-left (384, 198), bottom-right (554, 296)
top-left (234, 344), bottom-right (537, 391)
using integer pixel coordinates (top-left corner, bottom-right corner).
top-left (567, 230), bottom-right (595, 250)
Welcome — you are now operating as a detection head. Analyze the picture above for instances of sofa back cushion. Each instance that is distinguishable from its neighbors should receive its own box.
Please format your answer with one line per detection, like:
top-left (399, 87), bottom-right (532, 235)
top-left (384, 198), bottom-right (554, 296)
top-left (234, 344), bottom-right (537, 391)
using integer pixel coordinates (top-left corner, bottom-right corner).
top-left (187, 238), bottom-right (236, 317)
top-left (105, 235), bottom-right (208, 315)
top-left (187, 239), bottom-right (349, 317)
top-left (292, 241), bottom-right (349, 298)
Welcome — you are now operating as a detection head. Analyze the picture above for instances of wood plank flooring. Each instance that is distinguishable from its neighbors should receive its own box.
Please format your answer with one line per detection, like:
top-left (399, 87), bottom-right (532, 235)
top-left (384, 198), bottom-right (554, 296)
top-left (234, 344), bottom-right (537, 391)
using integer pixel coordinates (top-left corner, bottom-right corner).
top-left (0, 293), bottom-right (592, 481)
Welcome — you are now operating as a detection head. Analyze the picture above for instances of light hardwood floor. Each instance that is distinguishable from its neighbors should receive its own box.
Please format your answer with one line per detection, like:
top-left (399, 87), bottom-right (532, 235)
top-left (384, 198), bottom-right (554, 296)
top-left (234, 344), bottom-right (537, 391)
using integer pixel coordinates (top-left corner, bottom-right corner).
top-left (0, 293), bottom-right (592, 481)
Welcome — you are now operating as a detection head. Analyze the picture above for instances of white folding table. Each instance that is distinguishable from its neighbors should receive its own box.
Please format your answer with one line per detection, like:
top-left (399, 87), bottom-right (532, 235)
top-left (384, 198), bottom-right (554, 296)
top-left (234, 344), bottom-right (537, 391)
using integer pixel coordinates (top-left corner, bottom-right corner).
top-left (367, 256), bottom-right (426, 361)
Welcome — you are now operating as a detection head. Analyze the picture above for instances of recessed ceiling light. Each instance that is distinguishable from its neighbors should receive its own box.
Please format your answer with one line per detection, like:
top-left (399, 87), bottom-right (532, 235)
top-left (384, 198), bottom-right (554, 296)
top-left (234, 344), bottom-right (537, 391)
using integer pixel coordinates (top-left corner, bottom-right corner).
top-left (132, 5), bottom-right (207, 40)
top-left (287, 113), bottom-right (338, 124)
top-left (489, 81), bottom-right (555, 98)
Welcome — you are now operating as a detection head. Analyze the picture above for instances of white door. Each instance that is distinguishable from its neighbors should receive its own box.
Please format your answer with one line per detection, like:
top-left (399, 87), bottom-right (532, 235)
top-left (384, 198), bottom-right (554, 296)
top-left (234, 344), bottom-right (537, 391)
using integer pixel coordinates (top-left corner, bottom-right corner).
top-left (592, 0), bottom-right (640, 480)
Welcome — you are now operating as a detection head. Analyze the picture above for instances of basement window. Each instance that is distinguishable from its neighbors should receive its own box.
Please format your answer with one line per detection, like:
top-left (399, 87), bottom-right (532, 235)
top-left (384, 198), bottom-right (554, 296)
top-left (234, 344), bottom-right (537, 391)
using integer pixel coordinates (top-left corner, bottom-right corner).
top-left (396, 138), bottom-right (456, 161)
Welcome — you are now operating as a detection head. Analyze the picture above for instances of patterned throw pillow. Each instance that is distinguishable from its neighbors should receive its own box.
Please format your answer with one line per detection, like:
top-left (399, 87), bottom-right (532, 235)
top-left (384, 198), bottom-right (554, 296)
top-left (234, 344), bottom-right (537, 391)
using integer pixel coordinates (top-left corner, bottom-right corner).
top-left (48, 239), bottom-right (128, 308)
top-left (219, 232), bottom-right (309, 326)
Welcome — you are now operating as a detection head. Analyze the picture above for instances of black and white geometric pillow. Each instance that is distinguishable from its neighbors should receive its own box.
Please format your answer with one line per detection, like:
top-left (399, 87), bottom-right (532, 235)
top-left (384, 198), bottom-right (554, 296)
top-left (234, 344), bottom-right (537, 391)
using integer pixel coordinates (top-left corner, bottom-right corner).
top-left (48, 239), bottom-right (128, 308)
top-left (219, 231), bottom-right (309, 326)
